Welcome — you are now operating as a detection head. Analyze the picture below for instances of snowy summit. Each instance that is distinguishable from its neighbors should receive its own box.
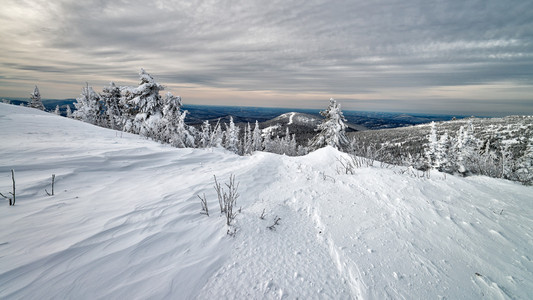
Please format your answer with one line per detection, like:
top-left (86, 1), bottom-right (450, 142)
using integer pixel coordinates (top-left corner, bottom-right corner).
top-left (0, 103), bottom-right (532, 299)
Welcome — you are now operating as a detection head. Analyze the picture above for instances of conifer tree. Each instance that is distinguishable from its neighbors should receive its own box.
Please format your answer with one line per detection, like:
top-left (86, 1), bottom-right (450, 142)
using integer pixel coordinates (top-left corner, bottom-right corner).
top-left (425, 121), bottom-right (439, 169)
top-left (309, 98), bottom-right (349, 151)
top-left (224, 116), bottom-right (240, 154)
top-left (73, 83), bottom-right (101, 125)
top-left (210, 119), bottom-right (223, 147)
top-left (121, 69), bottom-right (164, 135)
top-left (29, 85), bottom-right (45, 110)
top-left (252, 120), bottom-right (263, 151)
top-left (171, 110), bottom-right (195, 148)
top-left (66, 105), bottom-right (73, 118)
top-left (199, 120), bottom-right (211, 148)
top-left (54, 105), bottom-right (61, 115)
top-left (162, 91), bottom-right (194, 147)
top-left (242, 122), bottom-right (253, 155)
top-left (101, 82), bottom-right (123, 129)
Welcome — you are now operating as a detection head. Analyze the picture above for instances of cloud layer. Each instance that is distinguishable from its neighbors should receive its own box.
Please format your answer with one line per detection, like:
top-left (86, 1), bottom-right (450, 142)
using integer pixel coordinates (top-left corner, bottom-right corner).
top-left (1, 0), bottom-right (532, 115)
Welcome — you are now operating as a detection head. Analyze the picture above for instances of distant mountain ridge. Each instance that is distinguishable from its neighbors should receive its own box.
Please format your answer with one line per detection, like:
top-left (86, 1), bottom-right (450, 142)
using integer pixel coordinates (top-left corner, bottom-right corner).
top-left (2, 97), bottom-right (465, 130)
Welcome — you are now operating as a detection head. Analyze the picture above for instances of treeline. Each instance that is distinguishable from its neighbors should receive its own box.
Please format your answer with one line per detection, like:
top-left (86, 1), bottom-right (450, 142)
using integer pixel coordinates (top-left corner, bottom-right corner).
top-left (70, 69), bottom-right (307, 156)
top-left (22, 69), bottom-right (532, 185)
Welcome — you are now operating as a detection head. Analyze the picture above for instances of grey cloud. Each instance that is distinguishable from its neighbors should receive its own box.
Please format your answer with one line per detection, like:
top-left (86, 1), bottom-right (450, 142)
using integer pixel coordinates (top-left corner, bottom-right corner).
top-left (1, 0), bottom-right (532, 114)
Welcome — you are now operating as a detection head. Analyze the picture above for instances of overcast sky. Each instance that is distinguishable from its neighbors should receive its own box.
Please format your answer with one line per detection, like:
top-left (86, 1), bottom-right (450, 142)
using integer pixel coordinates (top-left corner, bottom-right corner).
top-left (1, 0), bottom-right (532, 116)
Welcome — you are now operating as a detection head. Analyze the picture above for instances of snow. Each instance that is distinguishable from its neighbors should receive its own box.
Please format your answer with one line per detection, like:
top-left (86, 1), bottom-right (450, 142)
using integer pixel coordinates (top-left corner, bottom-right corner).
top-left (1, 103), bottom-right (532, 299)
top-left (288, 112), bottom-right (295, 125)
top-left (261, 124), bottom-right (280, 136)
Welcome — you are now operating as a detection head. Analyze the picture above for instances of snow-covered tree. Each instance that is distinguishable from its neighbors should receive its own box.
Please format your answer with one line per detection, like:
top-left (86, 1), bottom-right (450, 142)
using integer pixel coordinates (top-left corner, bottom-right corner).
top-left (101, 82), bottom-right (123, 129)
top-left (224, 117), bottom-right (240, 154)
top-left (452, 120), bottom-right (478, 175)
top-left (198, 120), bottom-right (211, 148)
top-left (73, 83), bottom-right (101, 125)
top-left (252, 120), bottom-right (263, 151)
top-left (171, 110), bottom-right (195, 148)
top-left (121, 69), bottom-right (165, 135)
top-left (66, 105), bottom-right (73, 118)
top-left (161, 91), bottom-right (193, 147)
top-left (264, 128), bottom-right (298, 156)
top-left (287, 129), bottom-right (298, 156)
top-left (514, 137), bottom-right (533, 185)
top-left (54, 105), bottom-right (61, 116)
top-left (210, 119), bottom-right (223, 147)
top-left (242, 122), bottom-right (253, 155)
top-left (29, 85), bottom-right (45, 110)
top-left (425, 122), bottom-right (446, 170)
top-left (309, 98), bottom-right (349, 151)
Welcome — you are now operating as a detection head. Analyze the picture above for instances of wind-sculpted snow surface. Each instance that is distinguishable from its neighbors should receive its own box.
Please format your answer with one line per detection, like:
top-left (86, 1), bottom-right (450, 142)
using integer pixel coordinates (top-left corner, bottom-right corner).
top-left (0, 103), bottom-right (531, 299)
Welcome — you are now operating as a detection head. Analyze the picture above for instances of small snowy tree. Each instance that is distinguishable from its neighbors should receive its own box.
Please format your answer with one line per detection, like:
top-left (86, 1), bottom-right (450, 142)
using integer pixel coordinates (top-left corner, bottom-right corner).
top-left (210, 119), bottom-right (224, 147)
top-left (437, 131), bottom-right (450, 171)
top-left (66, 105), bottom-right (73, 118)
top-left (160, 92), bottom-right (195, 148)
top-left (172, 110), bottom-right (195, 148)
top-left (160, 92), bottom-right (183, 145)
top-left (54, 105), bottom-right (61, 116)
top-left (309, 98), bottom-right (349, 151)
top-left (287, 129), bottom-right (298, 156)
top-left (29, 85), bottom-right (45, 110)
top-left (242, 122), bottom-right (253, 155)
top-left (514, 137), bottom-right (533, 185)
top-left (101, 82), bottom-right (123, 129)
top-left (425, 122), bottom-right (440, 169)
top-left (252, 120), bottom-right (263, 151)
top-left (73, 83), bottom-right (101, 125)
top-left (224, 117), bottom-right (240, 154)
top-left (199, 120), bottom-right (211, 148)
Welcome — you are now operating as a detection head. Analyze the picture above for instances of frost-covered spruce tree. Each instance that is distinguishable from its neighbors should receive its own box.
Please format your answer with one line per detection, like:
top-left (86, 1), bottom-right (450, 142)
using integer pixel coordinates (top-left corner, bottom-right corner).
top-left (101, 82), bottom-right (123, 129)
top-left (437, 131), bottom-right (450, 171)
top-left (242, 122), bottom-right (253, 155)
top-left (425, 122), bottom-right (441, 170)
top-left (121, 69), bottom-right (164, 136)
top-left (287, 129), bottom-right (298, 156)
top-left (309, 98), bottom-right (349, 151)
top-left (252, 120), bottom-right (263, 151)
top-left (173, 110), bottom-right (195, 148)
top-left (66, 105), bottom-right (73, 118)
top-left (162, 92), bottom-right (194, 147)
top-left (199, 120), bottom-right (211, 148)
top-left (73, 83), bottom-right (101, 125)
top-left (427, 128), bottom-right (451, 172)
top-left (224, 116), bottom-right (240, 154)
top-left (270, 128), bottom-right (297, 156)
top-left (29, 85), bottom-right (45, 110)
top-left (454, 120), bottom-right (478, 175)
top-left (54, 105), bottom-right (61, 115)
top-left (450, 126), bottom-right (465, 173)
top-left (514, 137), bottom-right (533, 185)
top-left (210, 119), bottom-right (223, 147)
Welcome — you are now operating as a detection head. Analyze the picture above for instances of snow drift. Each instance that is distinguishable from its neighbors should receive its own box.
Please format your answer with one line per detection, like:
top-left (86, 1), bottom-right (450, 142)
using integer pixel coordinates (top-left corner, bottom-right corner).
top-left (0, 103), bottom-right (531, 299)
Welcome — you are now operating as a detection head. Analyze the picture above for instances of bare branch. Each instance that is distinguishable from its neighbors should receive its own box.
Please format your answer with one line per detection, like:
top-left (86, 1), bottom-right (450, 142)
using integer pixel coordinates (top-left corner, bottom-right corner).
top-left (197, 193), bottom-right (209, 216)
top-left (1, 170), bottom-right (16, 205)
top-left (267, 216), bottom-right (281, 231)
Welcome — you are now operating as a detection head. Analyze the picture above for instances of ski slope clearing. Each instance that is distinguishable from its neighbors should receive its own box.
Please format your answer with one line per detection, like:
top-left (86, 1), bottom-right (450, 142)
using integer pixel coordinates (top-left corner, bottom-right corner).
top-left (0, 103), bottom-right (532, 299)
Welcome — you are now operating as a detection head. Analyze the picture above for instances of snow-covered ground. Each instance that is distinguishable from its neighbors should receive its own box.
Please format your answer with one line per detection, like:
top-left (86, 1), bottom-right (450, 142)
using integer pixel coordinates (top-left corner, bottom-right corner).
top-left (0, 103), bottom-right (532, 299)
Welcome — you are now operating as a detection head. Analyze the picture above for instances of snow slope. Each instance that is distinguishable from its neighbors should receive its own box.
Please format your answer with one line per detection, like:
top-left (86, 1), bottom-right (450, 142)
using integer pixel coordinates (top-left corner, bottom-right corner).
top-left (0, 103), bottom-right (532, 299)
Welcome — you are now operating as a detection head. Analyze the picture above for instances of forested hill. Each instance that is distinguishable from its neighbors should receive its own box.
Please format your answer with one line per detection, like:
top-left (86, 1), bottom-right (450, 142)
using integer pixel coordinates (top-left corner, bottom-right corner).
top-left (349, 116), bottom-right (533, 185)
